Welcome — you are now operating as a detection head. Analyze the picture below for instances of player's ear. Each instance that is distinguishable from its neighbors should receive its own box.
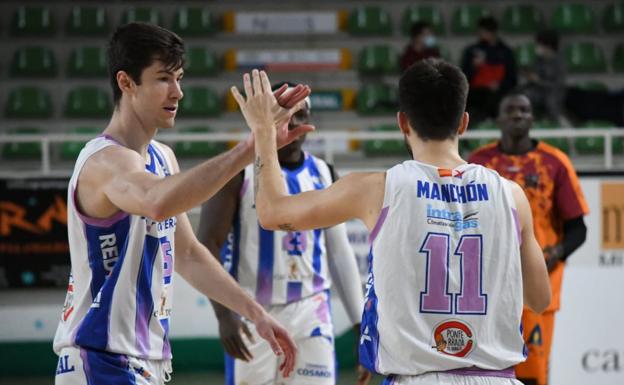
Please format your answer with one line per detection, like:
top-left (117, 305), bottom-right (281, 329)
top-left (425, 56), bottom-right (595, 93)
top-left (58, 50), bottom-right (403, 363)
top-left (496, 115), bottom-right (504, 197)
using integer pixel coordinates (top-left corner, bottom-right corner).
top-left (457, 112), bottom-right (469, 135)
top-left (397, 111), bottom-right (411, 136)
top-left (116, 70), bottom-right (135, 98)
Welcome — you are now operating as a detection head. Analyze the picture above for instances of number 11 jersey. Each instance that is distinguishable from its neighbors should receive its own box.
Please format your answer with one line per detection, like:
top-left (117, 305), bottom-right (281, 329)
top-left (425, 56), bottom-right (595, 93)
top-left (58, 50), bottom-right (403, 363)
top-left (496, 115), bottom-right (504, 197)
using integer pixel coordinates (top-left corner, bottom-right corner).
top-left (360, 160), bottom-right (525, 376)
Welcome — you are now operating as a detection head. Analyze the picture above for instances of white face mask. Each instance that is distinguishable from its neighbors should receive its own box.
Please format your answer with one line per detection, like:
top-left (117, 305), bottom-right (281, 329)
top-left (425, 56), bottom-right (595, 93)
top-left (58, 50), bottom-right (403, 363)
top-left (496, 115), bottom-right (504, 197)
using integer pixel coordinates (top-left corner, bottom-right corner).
top-left (424, 35), bottom-right (437, 48)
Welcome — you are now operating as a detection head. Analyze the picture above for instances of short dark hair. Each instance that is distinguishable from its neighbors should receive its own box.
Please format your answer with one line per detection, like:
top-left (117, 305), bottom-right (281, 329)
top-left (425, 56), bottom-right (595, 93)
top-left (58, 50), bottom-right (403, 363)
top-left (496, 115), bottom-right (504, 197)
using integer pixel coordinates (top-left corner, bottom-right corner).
top-left (478, 16), bottom-right (498, 33)
top-left (410, 21), bottom-right (431, 38)
top-left (399, 59), bottom-right (468, 141)
top-left (107, 22), bottom-right (185, 105)
top-left (535, 29), bottom-right (559, 51)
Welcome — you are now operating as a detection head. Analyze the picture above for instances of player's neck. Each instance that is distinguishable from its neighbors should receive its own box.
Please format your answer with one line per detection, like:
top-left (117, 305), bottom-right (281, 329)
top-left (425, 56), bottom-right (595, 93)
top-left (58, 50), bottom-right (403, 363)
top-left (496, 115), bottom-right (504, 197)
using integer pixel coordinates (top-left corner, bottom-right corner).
top-left (103, 106), bottom-right (158, 156)
top-left (500, 134), bottom-right (533, 155)
top-left (409, 138), bottom-right (466, 169)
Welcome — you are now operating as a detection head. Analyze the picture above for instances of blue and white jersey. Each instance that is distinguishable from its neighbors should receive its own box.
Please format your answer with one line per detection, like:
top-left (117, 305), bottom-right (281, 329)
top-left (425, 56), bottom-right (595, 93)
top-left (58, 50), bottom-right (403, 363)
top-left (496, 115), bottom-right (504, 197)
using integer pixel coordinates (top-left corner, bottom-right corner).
top-left (53, 135), bottom-right (177, 361)
top-left (224, 152), bottom-right (333, 306)
top-left (359, 160), bottom-right (525, 376)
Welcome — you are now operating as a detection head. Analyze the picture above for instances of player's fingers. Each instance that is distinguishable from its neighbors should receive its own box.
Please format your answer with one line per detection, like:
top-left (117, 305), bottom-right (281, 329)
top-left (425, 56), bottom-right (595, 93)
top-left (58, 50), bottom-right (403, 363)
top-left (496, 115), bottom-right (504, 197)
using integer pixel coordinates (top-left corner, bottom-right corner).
top-left (260, 71), bottom-right (272, 95)
top-left (273, 84), bottom-right (288, 101)
top-left (277, 329), bottom-right (297, 377)
top-left (241, 322), bottom-right (256, 344)
top-left (288, 125), bottom-right (315, 142)
top-left (230, 86), bottom-right (245, 107)
top-left (223, 339), bottom-right (245, 361)
top-left (232, 336), bottom-right (253, 362)
top-left (243, 72), bottom-right (253, 97)
top-left (238, 339), bottom-right (254, 362)
top-left (252, 69), bottom-right (262, 95)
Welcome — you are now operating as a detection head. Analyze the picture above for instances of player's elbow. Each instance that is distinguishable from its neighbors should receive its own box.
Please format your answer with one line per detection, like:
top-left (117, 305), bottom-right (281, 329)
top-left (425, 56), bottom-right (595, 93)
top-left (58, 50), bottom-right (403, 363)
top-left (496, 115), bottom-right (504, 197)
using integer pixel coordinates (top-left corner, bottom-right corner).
top-left (526, 286), bottom-right (551, 314)
top-left (256, 204), bottom-right (280, 231)
top-left (144, 199), bottom-right (170, 222)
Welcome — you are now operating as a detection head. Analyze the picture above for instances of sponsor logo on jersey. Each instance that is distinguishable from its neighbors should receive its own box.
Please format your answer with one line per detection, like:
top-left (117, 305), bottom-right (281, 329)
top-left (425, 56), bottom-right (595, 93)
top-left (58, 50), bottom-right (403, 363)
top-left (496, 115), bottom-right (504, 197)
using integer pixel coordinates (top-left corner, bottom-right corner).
top-left (426, 204), bottom-right (479, 231)
top-left (297, 364), bottom-right (333, 378)
top-left (56, 355), bottom-right (75, 375)
top-left (431, 319), bottom-right (476, 357)
top-left (438, 169), bottom-right (464, 179)
top-left (99, 233), bottom-right (119, 275)
top-left (417, 180), bottom-right (489, 203)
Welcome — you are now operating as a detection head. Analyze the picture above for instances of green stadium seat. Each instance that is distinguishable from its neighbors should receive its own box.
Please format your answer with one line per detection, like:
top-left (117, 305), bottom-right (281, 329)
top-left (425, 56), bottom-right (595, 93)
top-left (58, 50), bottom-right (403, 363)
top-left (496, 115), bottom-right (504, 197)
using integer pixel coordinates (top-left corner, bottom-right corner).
top-left (60, 127), bottom-right (99, 160)
top-left (565, 42), bottom-right (607, 73)
top-left (515, 43), bottom-right (536, 68)
top-left (551, 4), bottom-right (596, 34)
top-left (502, 5), bottom-right (544, 34)
top-left (174, 127), bottom-right (227, 158)
top-left (122, 7), bottom-right (162, 25)
top-left (10, 6), bottom-right (54, 36)
top-left (178, 87), bottom-right (221, 117)
top-left (67, 46), bottom-right (107, 78)
top-left (172, 7), bottom-right (218, 36)
top-left (356, 84), bottom-right (398, 115)
top-left (579, 81), bottom-right (609, 91)
top-left (185, 47), bottom-right (219, 76)
top-left (2, 127), bottom-right (43, 160)
top-left (614, 44), bottom-right (624, 72)
top-left (10, 46), bottom-right (57, 78)
top-left (348, 6), bottom-right (392, 36)
top-left (451, 5), bottom-right (489, 35)
top-left (363, 125), bottom-right (404, 157)
top-left (5, 87), bottom-right (53, 118)
top-left (65, 87), bottom-right (111, 118)
top-left (573, 121), bottom-right (623, 155)
top-left (401, 6), bottom-right (445, 35)
top-left (358, 45), bottom-right (398, 75)
top-left (535, 121), bottom-right (570, 153)
top-left (604, 3), bottom-right (624, 32)
top-left (66, 6), bottom-right (110, 36)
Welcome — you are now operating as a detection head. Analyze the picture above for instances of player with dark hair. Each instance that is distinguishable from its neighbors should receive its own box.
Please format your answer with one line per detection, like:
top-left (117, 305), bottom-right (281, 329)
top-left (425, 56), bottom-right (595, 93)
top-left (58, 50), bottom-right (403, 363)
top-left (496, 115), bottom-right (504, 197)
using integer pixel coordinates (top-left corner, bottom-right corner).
top-left (52, 22), bottom-right (310, 384)
top-left (231, 61), bottom-right (551, 385)
top-left (469, 93), bottom-right (588, 385)
top-left (198, 82), bottom-right (371, 385)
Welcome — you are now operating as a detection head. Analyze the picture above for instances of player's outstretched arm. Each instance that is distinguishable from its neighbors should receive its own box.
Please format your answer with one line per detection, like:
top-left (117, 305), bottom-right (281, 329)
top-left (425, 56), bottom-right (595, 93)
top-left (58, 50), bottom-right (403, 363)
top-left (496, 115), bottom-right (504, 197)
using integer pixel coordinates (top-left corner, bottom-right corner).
top-left (231, 69), bottom-right (385, 232)
top-left (511, 181), bottom-right (551, 313)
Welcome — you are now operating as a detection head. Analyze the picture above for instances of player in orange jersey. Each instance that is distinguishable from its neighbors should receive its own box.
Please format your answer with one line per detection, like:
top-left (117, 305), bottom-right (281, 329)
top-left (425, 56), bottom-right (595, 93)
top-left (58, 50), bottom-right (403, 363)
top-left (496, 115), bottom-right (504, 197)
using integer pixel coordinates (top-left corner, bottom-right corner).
top-left (469, 93), bottom-right (589, 385)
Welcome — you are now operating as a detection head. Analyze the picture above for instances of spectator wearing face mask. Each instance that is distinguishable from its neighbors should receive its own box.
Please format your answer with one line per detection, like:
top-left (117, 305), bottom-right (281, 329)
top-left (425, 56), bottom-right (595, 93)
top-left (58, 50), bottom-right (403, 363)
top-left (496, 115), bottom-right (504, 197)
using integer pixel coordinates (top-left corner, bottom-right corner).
top-left (400, 21), bottom-right (440, 72)
top-left (461, 16), bottom-right (517, 127)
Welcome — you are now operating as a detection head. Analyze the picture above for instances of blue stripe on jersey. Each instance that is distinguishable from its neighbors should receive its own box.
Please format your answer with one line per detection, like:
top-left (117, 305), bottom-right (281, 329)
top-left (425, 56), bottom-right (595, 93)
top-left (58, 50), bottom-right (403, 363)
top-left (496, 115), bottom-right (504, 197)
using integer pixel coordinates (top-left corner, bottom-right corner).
top-left (145, 145), bottom-right (157, 174)
top-left (160, 318), bottom-right (171, 358)
top-left (231, 214), bottom-right (241, 280)
top-left (312, 229), bottom-right (324, 291)
top-left (256, 226), bottom-right (274, 305)
top-left (225, 353), bottom-right (235, 385)
top-left (359, 248), bottom-right (380, 374)
top-left (82, 349), bottom-right (136, 385)
top-left (286, 281), bottom-right (303, 302)
top-left (149, 144), bottom-right (171, 176)
top-left (134, 235), bottom-right (159, 357)
top-left (76, 217), bottom-right (131, 350)
top-left (304, 155), bottom-right (326, 190)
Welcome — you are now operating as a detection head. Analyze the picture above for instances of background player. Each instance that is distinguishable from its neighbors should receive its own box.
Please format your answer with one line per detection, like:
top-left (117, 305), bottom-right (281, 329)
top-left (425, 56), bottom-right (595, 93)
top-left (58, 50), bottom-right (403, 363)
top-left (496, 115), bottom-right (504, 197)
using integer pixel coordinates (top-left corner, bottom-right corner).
top-left (230, 63), bottom-right (551, 385)
top-left (52, 23), bottom-right (312, 384)
top-left (197, 83), bottom-right (371, 385)
top-left (469, 93), bottom-right (589, 385)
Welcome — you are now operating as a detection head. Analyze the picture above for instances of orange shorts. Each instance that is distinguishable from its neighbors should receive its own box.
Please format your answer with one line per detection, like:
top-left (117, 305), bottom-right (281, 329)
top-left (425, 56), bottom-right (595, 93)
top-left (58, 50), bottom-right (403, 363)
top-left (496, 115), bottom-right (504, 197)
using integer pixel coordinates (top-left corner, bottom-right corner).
top-left (515, 310), bottom-right (555, 385)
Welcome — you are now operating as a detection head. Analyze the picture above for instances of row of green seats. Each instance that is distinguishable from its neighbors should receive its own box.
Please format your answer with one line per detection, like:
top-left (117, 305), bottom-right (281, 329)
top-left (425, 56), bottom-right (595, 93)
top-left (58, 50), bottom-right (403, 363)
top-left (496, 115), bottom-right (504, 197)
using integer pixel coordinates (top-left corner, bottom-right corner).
top-left (359, 43), bottom-right (624, 75)
top-left (349, 3), bottom-right (624, 36)
top-left (9, 46), bottom-right (219, 78)
top-left (2, 127), bottom-right (227, 160)
top-left (4, 87), bottom-right (222, 118)
top-left (10, 6), bottom-right (218, 37)
top-left (364, 122), bottom-right (624, 157)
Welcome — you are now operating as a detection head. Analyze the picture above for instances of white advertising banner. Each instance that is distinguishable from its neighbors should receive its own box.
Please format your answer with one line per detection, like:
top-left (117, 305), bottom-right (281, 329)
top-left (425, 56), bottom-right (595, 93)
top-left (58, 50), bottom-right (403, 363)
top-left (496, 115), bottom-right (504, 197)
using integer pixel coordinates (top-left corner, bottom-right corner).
top-left (234, 12), bottom-right (339, 34)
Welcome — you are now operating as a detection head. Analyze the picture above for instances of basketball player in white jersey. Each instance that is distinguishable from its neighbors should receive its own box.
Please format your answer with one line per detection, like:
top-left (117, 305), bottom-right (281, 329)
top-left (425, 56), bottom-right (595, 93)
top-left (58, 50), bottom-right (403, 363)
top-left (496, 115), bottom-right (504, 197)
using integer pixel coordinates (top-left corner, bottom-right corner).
top-left (53, 23), bottom-right (311, 384)
top-left (197, 83), bottom-right (371, 385)
top-left (231, 62), bottom-right (551, 385)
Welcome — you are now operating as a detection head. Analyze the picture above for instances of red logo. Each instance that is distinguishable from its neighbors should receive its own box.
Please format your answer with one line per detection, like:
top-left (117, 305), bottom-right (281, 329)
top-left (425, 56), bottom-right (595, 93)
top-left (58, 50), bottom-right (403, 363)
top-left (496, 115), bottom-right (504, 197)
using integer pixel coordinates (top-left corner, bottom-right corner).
top-left (432, 320), bottom-right (475, 357)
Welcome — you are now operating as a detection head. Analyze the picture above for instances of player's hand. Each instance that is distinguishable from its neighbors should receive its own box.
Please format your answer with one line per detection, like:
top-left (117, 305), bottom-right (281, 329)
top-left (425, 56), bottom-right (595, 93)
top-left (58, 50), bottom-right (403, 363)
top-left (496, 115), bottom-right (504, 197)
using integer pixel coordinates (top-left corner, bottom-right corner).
top-left (217, 312), bottom-right (255, 362)
top-left (253, 310), bottom-right (297, 378)
top-left (356, 365), bottom-right (373, 385)
top-left (544, 244), bottom-right (564, 273)
top-left (232, 70), bottom-right (314, 148)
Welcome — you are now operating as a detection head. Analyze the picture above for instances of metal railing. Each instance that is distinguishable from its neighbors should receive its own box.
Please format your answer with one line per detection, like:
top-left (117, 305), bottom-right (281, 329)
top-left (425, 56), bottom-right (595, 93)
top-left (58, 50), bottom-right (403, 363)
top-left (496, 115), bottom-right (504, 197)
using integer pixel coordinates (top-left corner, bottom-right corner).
top-left (0, 128), bottom-right (623, 176)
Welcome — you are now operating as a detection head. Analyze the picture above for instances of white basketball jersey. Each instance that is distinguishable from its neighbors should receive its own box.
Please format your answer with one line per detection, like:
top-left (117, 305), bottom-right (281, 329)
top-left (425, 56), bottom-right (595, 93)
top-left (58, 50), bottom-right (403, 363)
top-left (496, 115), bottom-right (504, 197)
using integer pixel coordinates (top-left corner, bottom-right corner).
top-left (224, 152), bottom-right (333, 306)
top-left (359, 160), bottom-right (525, 376)
top-left (53, 135), bottom-right (177, 360)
